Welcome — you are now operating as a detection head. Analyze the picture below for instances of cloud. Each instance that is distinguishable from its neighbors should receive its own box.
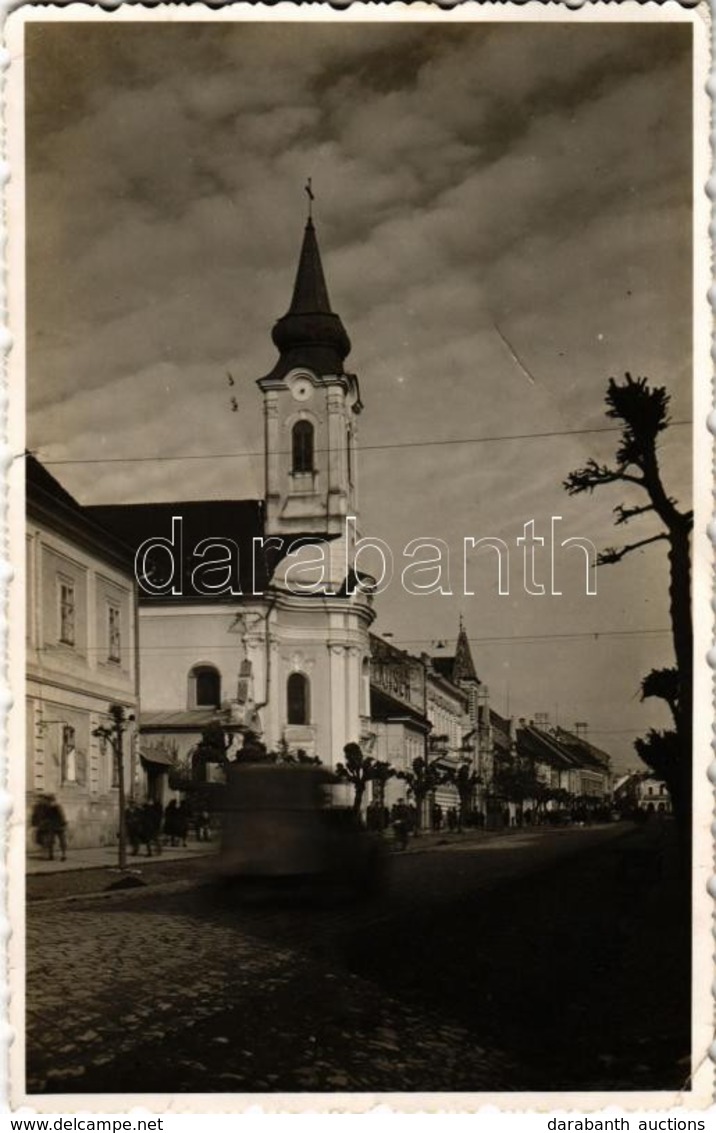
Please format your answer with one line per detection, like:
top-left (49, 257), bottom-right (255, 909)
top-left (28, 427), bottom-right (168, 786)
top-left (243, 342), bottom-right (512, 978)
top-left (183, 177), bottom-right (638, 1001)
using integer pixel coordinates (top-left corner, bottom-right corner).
top-left (24, 19), bottom-right (694, 771)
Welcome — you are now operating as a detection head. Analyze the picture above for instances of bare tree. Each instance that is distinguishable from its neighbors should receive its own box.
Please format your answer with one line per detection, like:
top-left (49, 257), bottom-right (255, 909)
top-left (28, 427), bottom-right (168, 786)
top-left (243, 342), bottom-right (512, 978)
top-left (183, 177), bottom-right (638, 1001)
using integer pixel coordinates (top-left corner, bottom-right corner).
top-left (564, 374), bottom-right (692, 835)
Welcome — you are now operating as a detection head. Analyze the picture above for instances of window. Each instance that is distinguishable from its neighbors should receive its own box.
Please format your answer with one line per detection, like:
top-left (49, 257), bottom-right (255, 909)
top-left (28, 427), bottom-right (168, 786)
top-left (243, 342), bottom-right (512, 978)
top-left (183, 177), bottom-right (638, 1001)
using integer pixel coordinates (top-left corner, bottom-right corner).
top-left (108, 604), bottom-right (121, 663)
top-left (61, 724), bottom-right (77, 784)
top-left (347, 428), bottom-right (353, 486)
top-left (287, 672), bottom-right (310, 725)
top-left (361, 658), bottom-right (370, 716)
top-left (191, 665), bottom-right (221, 708)
top-left (292, 421), bottom-right (314, 474)
top-left (59, 581), bottom-right (75, 646)
top-left (98, 729), bottom-right (119, 789)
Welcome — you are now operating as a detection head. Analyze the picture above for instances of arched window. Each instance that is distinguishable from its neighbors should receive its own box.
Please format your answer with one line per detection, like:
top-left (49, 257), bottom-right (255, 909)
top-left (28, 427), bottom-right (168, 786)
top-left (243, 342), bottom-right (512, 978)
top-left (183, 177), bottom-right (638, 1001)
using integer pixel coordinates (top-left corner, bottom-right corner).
top-left (287, 672), bottom-right (310, 725)
top-left (191, 665), bottom-right (221, 708)
top-left (292, 421), bottom-right (314, 474)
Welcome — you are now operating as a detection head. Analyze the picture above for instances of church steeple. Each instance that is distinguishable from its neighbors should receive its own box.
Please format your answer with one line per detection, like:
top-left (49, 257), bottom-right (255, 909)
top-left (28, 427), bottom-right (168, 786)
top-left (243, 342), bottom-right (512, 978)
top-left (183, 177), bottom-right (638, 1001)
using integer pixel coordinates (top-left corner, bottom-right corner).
top-left (453, 617), bottom-right (479, 684)
top-left (256, 205), bottom-right (363, 548)
top-left (266, 218), bottom-right (351, 382)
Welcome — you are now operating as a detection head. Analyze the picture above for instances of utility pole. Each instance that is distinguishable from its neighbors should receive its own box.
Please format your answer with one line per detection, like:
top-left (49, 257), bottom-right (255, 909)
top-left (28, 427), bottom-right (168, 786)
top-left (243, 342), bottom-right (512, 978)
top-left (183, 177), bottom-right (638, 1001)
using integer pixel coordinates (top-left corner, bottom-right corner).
top-left (93, 703), bottom-right (133, 871)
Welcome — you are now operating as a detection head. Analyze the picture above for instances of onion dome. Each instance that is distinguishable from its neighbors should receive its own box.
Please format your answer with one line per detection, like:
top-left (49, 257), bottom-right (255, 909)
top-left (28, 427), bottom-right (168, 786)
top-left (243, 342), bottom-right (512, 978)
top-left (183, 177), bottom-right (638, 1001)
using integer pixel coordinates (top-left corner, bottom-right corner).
top-left (267, 219), bottom-right (351, 381)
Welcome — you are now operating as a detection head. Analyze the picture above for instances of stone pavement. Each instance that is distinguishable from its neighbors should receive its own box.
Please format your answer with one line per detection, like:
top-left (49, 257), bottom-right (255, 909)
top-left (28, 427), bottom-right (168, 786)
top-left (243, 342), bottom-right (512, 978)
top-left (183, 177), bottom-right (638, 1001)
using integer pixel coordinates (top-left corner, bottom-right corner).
top-left (25, 887), bottom-right (516, 1094)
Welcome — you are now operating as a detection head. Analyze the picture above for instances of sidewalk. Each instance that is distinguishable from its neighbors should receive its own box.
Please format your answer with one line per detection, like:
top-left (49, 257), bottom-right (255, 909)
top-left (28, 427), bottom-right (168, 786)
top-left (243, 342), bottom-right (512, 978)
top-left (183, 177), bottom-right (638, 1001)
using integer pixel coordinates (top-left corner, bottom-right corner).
top-left (27, 822), bottom-right (592, 873)
top-left (26, 839), bottom-right (213, 875)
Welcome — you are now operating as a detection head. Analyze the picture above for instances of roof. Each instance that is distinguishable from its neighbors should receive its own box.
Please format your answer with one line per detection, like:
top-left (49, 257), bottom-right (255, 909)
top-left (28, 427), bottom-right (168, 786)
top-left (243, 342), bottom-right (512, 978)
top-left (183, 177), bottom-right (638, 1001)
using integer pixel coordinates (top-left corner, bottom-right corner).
top-left (264, 219), bottom-right (351, 382)
top-left (516, 725), bottom-right (574, 770)
top-left (552, 727), bottom-right (612, 772)
top-left (431, 656), bottom-right (455, 680)
top-left (517, 723), bottom-right (611, 775)
top-left (370, 685), bottom-right (428, 730)
top-left (370, 633), bottom-right (415, 666)
top-left (141, 708), bottom-right (239, 730)
top-left (453, 624), bottom-right (479, 683)
top-left (139, 746), bottom-right (176, 766)
top-left (489, 708), bottom-right (514, 753)
top-left (86, 500), bottom-right (338, 603)
top-left (431, 625), bottom-right (480, 685)
top-left (26, 454), bottom-right (136, 574)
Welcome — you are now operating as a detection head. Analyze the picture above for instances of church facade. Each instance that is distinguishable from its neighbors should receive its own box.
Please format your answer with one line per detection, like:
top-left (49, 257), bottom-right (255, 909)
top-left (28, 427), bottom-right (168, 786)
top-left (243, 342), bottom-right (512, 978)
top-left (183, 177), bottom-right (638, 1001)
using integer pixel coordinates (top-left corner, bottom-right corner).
top-left (89, 217), bottom-right (375, 785)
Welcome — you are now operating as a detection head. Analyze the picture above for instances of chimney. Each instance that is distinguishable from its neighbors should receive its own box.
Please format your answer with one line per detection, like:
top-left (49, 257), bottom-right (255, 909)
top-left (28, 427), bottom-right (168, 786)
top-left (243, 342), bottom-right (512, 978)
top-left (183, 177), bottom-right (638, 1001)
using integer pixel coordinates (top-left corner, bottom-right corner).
top-left (534, 712), bottom-right (550, 727)
top-left (575, 722), bottom-right (588, 738)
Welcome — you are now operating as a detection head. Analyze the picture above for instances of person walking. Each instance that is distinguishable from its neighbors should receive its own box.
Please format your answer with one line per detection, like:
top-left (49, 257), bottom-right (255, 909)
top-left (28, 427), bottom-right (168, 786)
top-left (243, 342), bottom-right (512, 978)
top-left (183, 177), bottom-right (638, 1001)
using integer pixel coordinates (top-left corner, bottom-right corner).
top-left (176, 799), bottom-right (190, 847)
top-left (125, 801), bottom-right (142, 856)
top-left (164, 799), bottom-right (179, 846)
top-left (31, 794), bottom-right (52, 856)
top-left (43, 795), bottom-right (67, 861)
top-left (141, 801), bottom-right (162, 856)
top-left (392, 799), bottom-right (410, 851)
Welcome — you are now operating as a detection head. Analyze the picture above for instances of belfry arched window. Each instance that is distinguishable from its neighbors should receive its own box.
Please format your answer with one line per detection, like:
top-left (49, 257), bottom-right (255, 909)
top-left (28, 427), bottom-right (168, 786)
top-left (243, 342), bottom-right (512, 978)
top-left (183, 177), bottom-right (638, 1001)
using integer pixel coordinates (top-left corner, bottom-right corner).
top-left (287, 672), bottom-right (310, 725)
top-left (190, 664), bottom-right (221, 708)
top-left (292, 421), bottom-right (314, 474)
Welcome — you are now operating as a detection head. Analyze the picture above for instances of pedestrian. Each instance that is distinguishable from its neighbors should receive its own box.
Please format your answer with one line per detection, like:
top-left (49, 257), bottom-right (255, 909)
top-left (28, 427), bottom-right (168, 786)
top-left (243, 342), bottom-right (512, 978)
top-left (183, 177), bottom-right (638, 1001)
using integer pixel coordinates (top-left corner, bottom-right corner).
top-left (141, 801), bottom-right (162, 856)
top-left (125, 801), bottom-right (142, 855)
top-left (164, 799), bottom-right (179, 846)
top-left (432, 802), bottom-right (443, 832)
top-left (392, 798), bottom-right (410, 851)
top-left (176, 799), bottom-right (190, 847)
top-left (43, 795), bottom-right (67, 861)
top-left (196, 808), bottom-right (211, 841)
top-left (30, 794), bottom-right (52, 856)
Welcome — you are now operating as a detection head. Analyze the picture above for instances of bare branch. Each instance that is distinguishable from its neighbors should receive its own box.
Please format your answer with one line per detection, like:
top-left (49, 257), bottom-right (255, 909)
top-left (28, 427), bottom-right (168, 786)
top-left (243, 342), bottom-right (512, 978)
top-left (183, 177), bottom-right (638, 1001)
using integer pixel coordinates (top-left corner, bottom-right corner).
top-left (564, 460), bottom-right (646, 496)
top-left (597, 533), bottom-right (669, 565)
top-left (613, 502), bottom-right (656, 526)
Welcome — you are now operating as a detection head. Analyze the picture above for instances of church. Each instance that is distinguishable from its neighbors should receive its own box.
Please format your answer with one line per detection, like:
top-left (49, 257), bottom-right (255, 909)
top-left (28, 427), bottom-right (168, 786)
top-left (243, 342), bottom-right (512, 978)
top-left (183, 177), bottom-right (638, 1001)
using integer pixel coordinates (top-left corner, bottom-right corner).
top-left (89, 214), bottom-right (376, 782)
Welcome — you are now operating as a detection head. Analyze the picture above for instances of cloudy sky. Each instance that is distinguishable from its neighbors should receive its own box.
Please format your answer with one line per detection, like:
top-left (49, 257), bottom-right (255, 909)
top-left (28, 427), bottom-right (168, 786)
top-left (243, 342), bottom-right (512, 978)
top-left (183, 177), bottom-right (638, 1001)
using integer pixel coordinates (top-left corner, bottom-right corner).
top-left (25, 16), bottom-right (693, 769)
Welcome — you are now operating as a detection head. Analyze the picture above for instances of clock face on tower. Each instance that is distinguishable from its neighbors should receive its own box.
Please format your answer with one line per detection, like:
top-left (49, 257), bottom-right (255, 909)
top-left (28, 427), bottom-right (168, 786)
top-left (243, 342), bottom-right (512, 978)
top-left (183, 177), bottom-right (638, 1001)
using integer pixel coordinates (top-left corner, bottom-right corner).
top-left (291, 379), bottom-right (313, 402)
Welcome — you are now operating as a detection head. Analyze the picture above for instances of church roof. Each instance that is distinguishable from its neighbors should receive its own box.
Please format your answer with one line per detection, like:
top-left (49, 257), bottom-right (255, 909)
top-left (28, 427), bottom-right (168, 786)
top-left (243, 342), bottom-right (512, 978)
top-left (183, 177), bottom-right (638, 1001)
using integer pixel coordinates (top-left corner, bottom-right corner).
top-left (263, 219), bottom-right (351, 382)
top-left (86, 500), bottom-right (337, 603)
top-left (288, 217), bottom-right (332, 314)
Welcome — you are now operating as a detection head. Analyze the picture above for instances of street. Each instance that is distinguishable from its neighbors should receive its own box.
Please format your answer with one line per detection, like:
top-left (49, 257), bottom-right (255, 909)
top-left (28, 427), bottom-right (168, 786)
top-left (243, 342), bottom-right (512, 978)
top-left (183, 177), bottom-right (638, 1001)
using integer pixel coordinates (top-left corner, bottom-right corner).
top-left (25, 823), bottom-right (689, 1096)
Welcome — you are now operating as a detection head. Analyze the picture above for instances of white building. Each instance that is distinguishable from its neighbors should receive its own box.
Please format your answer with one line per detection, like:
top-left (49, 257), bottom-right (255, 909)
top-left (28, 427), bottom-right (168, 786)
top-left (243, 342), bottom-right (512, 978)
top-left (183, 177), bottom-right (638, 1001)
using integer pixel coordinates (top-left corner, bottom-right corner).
top-left (26, 457), bottom-right (139, 848)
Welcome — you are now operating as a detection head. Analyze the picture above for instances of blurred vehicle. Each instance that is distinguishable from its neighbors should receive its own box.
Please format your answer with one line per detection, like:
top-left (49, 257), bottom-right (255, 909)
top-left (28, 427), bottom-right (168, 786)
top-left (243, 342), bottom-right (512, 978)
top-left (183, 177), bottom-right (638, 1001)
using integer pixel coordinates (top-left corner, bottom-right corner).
top-left (216, 761), bottom-right (385, 899)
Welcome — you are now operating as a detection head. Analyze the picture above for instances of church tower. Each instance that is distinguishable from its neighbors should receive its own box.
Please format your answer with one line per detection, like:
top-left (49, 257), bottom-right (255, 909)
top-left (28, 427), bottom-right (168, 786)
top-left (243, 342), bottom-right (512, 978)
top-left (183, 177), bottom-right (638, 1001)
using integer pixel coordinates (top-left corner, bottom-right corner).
top-left (255, 205), bottom-right (374, 763)
top-left (257, 214), bottom-right (363, 590)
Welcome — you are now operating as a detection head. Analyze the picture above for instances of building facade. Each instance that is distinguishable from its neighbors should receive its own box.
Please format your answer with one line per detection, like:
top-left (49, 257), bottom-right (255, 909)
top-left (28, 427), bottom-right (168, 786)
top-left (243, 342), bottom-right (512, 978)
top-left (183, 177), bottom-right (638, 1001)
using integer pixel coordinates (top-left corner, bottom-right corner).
top-left (26, 457), bottom-right (139, 849)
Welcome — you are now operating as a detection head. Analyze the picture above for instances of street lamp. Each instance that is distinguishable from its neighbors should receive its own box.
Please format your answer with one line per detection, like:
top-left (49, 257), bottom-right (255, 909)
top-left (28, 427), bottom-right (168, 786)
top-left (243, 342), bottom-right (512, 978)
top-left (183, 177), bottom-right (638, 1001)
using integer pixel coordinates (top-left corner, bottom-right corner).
top-left (92, 703), bottom-right (134, 871)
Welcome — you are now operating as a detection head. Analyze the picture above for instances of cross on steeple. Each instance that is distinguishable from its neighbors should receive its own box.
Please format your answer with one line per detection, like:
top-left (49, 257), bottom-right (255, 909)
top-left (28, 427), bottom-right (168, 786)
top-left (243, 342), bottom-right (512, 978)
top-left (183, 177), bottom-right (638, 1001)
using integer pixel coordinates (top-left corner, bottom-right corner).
top-left (304, 177), bottom-right (314, 219)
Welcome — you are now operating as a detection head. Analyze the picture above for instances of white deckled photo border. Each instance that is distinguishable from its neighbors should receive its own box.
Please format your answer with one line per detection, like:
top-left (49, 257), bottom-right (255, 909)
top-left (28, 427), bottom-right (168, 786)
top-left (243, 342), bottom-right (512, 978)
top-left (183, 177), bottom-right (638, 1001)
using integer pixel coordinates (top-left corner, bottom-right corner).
top-left (3, 0), bottom-right (713, 1114)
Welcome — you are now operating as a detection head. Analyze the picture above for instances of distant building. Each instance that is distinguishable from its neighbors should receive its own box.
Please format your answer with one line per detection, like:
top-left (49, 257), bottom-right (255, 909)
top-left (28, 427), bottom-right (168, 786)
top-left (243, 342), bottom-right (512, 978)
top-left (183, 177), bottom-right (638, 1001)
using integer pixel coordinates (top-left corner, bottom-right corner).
top-left (512, 718), bottom-right (611, 811)
top-left (636, 774), bottom-right (672, 814)
top-left (369, 628), bottom-right (477, 819)
top-left (26, 456), bottom-right (139, 848)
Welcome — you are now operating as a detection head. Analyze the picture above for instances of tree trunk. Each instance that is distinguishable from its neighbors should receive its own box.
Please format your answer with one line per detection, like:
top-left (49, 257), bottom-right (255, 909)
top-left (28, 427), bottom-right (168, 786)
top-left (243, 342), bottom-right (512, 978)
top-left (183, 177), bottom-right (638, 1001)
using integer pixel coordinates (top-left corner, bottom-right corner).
top-left (668, 524), bottom-right (693, 868)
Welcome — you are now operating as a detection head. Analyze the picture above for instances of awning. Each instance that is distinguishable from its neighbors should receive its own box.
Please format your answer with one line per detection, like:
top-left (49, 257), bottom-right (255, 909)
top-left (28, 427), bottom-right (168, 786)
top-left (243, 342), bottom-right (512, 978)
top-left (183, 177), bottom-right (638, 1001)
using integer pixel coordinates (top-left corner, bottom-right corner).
top-left (139, 748), bottom-right (175, 767)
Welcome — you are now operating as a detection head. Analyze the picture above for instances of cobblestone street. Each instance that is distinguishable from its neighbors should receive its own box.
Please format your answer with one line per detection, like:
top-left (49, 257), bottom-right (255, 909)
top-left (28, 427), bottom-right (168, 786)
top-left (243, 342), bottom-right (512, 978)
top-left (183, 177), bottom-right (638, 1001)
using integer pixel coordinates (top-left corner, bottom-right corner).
top-left (24, 824), bottom-right (689, 1096)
